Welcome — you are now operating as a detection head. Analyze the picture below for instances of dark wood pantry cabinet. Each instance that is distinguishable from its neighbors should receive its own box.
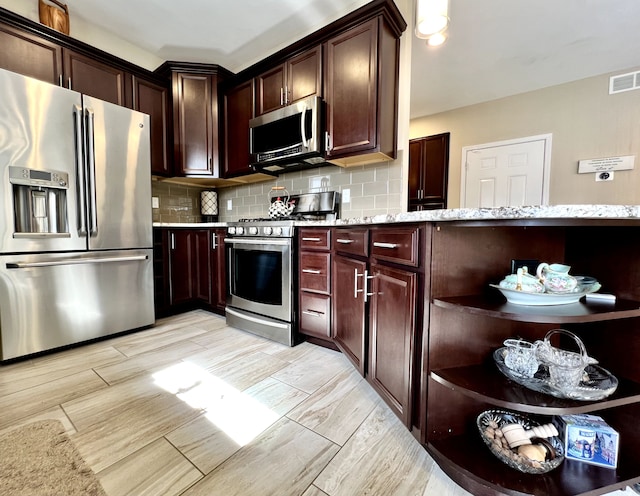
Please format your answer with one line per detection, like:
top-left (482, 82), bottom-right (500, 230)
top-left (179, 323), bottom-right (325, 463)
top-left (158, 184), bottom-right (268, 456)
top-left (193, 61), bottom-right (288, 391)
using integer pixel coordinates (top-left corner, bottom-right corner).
top-left (408, 133), bottom-right (449, 211)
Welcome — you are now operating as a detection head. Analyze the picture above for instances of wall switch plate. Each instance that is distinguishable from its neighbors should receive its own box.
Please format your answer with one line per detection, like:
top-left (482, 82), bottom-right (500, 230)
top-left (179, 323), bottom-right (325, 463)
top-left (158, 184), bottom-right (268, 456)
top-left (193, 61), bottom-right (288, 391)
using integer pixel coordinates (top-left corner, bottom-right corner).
top-left (227, 199), bottom-right (233, 211)
top-left (511, 259), bottom-right (539, 275)
top-left (152, 197), bottom-right (159, 209)
top-left (342, 188), bottom-right (351, 203)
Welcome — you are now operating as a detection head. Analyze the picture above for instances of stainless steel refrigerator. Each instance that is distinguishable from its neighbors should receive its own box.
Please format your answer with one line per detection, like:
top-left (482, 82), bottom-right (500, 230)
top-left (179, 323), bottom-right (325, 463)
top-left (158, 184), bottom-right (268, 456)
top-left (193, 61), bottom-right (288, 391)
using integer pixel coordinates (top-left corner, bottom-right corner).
top-left (0, 68), bottom-right (154, 361)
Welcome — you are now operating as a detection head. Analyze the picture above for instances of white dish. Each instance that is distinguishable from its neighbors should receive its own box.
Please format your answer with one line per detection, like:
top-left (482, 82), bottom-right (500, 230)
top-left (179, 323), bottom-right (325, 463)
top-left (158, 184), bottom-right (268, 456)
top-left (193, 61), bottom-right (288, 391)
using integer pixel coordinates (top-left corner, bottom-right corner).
top-left (490, 283), bottom-right (601, 306)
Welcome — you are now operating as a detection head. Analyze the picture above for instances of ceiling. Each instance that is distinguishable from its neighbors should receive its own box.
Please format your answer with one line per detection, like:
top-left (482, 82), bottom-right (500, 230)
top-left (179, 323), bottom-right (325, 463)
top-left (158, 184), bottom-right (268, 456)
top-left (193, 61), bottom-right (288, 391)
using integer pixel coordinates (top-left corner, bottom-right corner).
top-left (61, 0), bottom-right (640, 119)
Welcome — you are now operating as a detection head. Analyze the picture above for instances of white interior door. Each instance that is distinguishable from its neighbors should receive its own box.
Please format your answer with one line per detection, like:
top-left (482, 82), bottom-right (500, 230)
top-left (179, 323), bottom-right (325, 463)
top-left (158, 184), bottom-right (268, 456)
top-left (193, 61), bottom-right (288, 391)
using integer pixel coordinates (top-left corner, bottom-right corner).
top-left (461, 135), bottom-right (551, 208)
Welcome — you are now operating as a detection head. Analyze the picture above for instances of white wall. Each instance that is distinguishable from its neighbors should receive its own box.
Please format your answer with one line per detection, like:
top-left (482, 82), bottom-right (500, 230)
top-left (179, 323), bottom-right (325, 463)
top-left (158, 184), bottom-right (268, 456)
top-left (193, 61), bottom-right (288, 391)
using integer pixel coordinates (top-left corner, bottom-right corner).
top-left (410, 67), bottom-right (640, 207)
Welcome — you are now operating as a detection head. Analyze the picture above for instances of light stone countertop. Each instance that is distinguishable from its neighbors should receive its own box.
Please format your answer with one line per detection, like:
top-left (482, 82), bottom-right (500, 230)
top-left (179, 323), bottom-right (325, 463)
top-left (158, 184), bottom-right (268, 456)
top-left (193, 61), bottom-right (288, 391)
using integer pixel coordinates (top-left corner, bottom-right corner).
top-left (153, 205), bottom-right (640, 228)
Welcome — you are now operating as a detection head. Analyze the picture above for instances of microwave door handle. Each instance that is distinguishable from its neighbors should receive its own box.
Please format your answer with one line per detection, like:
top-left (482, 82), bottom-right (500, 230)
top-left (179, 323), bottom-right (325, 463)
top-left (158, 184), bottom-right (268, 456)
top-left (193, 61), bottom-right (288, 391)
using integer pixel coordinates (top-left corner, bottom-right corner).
top-left (301, 105), bottom-right (309, 148)
top-left (73, 105), bottom-right (87, 236)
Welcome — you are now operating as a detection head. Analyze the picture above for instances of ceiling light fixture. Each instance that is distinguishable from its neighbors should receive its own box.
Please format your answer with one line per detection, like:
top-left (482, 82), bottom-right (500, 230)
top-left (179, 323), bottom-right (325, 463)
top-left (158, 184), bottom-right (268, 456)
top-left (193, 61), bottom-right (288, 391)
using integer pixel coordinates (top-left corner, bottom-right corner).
top-left (415, 0), bottom-right (449, 46)
top-left (426, 31), bottom-right (447, 47)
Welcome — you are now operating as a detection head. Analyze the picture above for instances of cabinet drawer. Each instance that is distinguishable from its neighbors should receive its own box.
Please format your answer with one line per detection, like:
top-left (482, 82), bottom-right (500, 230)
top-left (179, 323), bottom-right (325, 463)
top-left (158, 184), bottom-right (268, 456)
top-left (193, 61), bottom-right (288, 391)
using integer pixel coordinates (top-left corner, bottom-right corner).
top-left (300, 228), bottom-right (331, 250)
top-left (370, 226), bottom-right (420, 267)
top-left (333, 228), bottom-right (368, 257)
top-left (300, 293), bottom-right (331, 338)
top-left (300, 252), bottom-right (330, 293)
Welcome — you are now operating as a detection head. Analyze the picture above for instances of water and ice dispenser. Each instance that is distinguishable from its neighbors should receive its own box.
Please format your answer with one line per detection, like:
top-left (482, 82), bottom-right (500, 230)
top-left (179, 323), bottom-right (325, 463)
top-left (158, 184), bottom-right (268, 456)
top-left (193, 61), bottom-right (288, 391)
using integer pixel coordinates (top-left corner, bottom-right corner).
top-left (9, 166), bottom-right (69, 236)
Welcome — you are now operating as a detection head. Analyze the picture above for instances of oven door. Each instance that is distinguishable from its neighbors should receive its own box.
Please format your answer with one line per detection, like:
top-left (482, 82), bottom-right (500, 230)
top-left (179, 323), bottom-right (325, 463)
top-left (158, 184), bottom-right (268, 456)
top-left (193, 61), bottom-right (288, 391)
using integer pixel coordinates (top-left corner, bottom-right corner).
top-left (225, 237), bottom-right (292, 323)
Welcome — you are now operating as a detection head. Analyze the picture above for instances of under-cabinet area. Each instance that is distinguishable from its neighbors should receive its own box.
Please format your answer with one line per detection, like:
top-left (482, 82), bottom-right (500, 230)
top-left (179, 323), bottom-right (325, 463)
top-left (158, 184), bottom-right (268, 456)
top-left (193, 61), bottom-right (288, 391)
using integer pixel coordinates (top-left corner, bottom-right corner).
top-left (424, 220), bottom-right (640, 496)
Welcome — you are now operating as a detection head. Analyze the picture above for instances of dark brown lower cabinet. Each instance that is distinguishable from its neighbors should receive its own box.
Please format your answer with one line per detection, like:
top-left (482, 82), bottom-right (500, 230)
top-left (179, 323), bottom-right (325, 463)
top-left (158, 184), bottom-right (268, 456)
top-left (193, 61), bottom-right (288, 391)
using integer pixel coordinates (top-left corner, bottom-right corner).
top-left (153, 227), bottom-right (225, 317)
top-left (332, 254), bottom-right (367, 375)
top-left (331, 225), bottom-right (423, 430)
top-left (368, 263), bottom-right (416, 427)
top-left (168, 229), bottom-right (196, 306)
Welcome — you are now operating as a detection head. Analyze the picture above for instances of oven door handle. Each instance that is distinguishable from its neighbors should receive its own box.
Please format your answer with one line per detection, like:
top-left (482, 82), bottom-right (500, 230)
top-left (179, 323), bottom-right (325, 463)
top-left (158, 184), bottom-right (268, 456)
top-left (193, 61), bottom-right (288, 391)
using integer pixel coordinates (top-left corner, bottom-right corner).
top-left (225, 307), bottom-right (289, 329)
top-left (224, 238), bottom-right (291, 246)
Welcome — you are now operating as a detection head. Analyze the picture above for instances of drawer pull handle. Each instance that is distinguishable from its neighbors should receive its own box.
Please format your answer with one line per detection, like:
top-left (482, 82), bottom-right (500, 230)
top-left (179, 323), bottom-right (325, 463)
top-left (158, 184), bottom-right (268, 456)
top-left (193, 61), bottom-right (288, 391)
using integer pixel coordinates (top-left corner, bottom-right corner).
top-left (337, 239), bottom-right (354, 244)
top-left (302, 310), bottom-right (324, 317)
top-left (373, 242), bottom-right (399, 249)
top-left (302, 237), bottom-right (321, 242)
top-left (302, 269), bottom-right (321, 274)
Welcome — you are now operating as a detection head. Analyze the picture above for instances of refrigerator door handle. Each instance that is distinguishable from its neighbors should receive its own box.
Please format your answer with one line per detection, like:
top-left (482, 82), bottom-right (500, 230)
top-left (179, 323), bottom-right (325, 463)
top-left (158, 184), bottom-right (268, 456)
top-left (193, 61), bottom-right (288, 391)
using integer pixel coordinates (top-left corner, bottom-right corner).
top-left (85, 106), bottom-right (99, 236)
top-left (73, 104), bottom-right (88, 236)
top-left (6, 254), bottom-right (149, 269)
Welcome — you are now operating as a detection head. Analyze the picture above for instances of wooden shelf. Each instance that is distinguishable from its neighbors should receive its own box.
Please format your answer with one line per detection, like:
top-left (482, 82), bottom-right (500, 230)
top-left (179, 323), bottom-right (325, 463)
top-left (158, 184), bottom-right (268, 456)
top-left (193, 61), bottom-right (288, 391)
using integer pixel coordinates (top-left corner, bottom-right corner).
top-left (427, 416), bottom-right (640, 496)
top-left (432, 295), bottom-right (640, 324)
top-left (430, 365), bottom-right (640, 415)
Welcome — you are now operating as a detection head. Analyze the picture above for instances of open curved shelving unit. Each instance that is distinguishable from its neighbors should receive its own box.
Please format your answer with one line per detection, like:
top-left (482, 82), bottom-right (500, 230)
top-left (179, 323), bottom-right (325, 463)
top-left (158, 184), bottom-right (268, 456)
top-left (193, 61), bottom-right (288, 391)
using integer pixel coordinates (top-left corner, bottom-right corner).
top-left (427, 405), bottom-right (640, 496)
top-left (432, 295), bottom-right (640, 324)
top-left (430, 364), bottom-right (640, 415)
top-left (425, 220), bottom-right (640, 496)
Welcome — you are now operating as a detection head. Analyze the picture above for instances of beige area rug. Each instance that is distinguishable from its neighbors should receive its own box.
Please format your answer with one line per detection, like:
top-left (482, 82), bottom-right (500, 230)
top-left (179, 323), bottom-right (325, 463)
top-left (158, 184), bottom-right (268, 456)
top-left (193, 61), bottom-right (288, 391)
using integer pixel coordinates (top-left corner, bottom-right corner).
top-left (0, 420), bottom-right (107, 496)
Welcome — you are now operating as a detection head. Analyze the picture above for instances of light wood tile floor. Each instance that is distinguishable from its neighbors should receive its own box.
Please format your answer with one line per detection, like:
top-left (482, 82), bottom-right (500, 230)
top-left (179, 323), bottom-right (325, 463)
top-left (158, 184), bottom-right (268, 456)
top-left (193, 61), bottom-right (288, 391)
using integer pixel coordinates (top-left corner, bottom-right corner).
top-left (0, 310), bottom-right (629, 495)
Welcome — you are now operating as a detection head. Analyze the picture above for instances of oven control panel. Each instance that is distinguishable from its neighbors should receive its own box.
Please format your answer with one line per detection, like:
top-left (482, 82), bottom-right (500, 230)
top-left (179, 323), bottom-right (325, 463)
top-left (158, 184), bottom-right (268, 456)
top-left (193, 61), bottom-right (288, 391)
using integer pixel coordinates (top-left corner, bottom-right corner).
top-left (227, 223), bottom-right (294, 238)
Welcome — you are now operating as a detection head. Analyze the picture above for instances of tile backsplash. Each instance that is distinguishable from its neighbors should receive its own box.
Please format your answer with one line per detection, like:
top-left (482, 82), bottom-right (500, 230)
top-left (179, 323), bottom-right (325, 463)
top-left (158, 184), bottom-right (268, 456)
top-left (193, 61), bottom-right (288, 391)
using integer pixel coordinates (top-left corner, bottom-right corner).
top-left (151, 180), bottom-right (205, 223)
top-left (152, 159), bottom-right (404, 223)
top-left (217, 161), bottom-right (403, 221)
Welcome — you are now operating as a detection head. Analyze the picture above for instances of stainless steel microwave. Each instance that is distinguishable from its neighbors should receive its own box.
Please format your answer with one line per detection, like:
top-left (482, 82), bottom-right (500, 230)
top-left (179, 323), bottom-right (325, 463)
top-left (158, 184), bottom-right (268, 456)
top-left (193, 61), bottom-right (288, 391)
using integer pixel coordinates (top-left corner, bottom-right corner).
top-left (249, 95), bottom-right (325, 173)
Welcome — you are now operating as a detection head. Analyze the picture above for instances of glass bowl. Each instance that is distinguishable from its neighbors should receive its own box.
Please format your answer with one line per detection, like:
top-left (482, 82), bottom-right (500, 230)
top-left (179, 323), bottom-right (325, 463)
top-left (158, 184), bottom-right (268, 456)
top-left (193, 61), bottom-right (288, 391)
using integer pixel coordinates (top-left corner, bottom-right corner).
top-left (477, 409), bottom-right (564, 474)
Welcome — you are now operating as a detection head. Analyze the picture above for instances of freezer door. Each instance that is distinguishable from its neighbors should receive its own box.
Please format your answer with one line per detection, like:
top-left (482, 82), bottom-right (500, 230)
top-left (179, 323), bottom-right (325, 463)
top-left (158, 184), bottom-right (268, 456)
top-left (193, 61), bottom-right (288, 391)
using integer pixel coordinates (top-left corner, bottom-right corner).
top-left (0, 250), bottom-right (154, 360)
top-left (83, 95), bottom-right (152, 250)
top-left (0, 68), bottom-right (86, 253)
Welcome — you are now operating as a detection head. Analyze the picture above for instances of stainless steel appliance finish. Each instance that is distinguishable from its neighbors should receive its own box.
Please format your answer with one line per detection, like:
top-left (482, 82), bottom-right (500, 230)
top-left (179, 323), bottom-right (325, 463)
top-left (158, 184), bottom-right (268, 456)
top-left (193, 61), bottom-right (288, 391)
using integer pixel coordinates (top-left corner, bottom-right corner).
top-left (225, 221), bottom-right (295, 346)
top-left (225, 191), bottom-right (339, 346)
top-left (249, 95), bottom-right (326, 174)
top-left (0, 68), bottom-right (154, 361)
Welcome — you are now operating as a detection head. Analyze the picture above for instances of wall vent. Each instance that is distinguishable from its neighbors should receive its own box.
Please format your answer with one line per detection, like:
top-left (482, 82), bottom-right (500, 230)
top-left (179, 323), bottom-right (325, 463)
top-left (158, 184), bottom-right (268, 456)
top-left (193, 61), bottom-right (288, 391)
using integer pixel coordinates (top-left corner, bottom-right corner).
top-left (609, 70), bottom-right (640, 94)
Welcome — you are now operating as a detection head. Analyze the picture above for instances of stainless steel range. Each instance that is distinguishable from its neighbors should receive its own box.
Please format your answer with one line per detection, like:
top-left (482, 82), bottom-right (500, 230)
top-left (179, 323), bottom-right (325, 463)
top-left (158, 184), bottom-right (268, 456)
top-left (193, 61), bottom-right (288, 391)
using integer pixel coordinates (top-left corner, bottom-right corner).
top-left (225, 191), bottom-right (339, 346)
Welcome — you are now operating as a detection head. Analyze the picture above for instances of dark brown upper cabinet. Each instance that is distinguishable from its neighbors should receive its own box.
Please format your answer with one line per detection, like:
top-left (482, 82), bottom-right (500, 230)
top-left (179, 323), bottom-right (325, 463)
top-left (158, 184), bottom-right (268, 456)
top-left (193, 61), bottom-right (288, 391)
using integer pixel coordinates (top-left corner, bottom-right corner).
top-left (163, 64), bottom-right (231, 177)
top-left (255, 45), bottom-right (322, 116)
top-left (408, 133), bottom-right (450, 211)
top-left (62, 49), bottom-right (127, 105)
top-left (0, 20), bottom-right (127, 106)
top-left (0, 22), bottom-right (62, 84)
top-left (129, 76), bottom-right (173, 176)
top-left (223, 78), bottom-right (255, 178)
top-left (324, 16), bottom-right (400, 166)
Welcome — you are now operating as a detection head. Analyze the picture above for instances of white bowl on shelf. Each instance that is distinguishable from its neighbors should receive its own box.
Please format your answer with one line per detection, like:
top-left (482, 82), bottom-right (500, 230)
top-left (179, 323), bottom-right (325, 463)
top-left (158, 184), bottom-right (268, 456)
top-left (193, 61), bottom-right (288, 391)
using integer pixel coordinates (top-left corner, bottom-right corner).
top-left (490, 282), bottom-right (601, 306)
